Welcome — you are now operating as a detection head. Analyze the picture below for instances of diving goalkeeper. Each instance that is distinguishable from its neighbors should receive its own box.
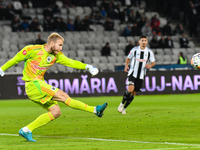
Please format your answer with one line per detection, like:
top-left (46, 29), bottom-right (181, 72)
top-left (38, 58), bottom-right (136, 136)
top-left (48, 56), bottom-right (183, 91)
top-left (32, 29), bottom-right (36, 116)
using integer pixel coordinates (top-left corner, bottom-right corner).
top-left (0, 32), bottom-right (107, 142)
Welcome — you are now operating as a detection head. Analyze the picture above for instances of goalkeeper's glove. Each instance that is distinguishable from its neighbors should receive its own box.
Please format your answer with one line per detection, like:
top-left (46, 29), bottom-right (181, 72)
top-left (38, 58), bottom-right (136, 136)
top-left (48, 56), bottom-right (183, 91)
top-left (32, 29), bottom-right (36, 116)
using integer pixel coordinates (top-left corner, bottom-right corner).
top-left (85, 64), bottom-right (99, 76)
top-left (0, 68), bottom-right (5, 77)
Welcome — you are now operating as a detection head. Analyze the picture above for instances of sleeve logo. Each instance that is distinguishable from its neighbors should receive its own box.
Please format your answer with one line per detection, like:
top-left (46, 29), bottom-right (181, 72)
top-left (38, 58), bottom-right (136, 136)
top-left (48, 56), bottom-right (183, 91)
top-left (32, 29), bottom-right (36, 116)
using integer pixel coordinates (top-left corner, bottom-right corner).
top-left (22, 50), bottom-right (27, 55)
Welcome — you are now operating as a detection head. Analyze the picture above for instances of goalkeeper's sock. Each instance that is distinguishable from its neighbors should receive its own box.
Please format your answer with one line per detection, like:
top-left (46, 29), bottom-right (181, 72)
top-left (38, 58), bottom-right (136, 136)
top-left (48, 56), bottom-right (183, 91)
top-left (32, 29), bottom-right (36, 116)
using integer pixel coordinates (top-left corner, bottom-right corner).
top-left (65, 97), bottom-right (95, 113)
top-left (26, 112), bottom-right (55, 132)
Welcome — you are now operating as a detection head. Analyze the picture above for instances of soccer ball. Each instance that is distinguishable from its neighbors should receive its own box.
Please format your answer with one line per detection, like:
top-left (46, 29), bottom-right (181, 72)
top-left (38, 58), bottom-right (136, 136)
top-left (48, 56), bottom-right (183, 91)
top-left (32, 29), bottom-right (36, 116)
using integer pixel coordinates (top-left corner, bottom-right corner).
top-left (191, 53), bottom-right (200, 69)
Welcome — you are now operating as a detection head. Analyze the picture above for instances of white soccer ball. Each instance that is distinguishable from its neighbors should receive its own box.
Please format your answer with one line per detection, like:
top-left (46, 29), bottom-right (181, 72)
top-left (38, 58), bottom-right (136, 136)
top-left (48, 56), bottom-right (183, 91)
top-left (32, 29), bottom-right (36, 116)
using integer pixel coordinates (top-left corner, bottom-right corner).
top-left (191, 53), bottom-right (200, 69)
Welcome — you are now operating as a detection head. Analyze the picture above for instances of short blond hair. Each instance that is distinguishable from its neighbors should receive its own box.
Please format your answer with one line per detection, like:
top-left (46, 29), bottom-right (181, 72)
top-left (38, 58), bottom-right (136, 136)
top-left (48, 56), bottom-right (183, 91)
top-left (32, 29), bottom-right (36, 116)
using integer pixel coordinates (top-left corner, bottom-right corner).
top-left (47, 32), bottom-right (64, 44)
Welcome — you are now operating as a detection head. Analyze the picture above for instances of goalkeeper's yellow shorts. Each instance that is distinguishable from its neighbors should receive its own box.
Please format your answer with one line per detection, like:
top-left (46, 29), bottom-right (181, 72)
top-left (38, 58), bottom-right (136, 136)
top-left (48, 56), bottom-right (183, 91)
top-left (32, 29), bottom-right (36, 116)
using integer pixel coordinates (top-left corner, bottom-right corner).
top-left (25, 80), bottom-right (59, 109)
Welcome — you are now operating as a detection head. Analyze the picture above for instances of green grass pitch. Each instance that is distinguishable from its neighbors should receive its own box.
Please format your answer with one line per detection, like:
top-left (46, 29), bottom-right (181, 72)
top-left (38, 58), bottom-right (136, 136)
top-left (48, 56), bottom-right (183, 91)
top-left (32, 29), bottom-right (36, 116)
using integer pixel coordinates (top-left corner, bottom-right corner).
top-left (1, 94), bottom-right (200, 150)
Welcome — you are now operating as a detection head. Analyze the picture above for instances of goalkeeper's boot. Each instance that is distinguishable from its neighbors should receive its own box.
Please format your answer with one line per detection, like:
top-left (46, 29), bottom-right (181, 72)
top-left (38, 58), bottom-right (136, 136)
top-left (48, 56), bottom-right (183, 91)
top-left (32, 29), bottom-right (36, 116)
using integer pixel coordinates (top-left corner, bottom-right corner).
top-left (118, 103), bottom-right (124, 113)
top-left (96, 103), bottom-right (108, 117)
top-left (19, 128), bottom-right (36, 142)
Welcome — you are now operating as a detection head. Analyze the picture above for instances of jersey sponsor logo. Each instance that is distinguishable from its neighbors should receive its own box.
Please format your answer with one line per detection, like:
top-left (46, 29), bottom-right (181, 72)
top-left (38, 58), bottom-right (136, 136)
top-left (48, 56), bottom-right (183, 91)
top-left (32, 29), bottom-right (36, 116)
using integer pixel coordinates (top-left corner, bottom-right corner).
top-left (47, 56), bottom-right (51, 62)
top-left (33, 64), bottom-right (47, 71)
top-left (22, 50), bottom-right (27, 55)
top-left (51, 86), bottom-right (56, 91)
top-left (136, 58), bottom-right (147, 62)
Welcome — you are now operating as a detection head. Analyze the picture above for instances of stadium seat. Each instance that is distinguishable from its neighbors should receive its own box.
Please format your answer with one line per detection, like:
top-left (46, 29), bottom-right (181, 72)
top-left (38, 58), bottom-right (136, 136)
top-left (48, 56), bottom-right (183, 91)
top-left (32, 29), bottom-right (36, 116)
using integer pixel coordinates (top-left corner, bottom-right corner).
top-left (99, 56), bottom-right (108, 63)
top-left (107, 63), bottom-right (115, 72)
top-left (91, 56), bottom-right (100, 64)
top-left (57, 64), bottom-right (66, 73)
top-left (155, 49), bottom-right (165, 55)
top-left (111, 50), bottom-right (117, 57)
top-left (116, 50), bottom-right (125, 56)
top-left (107, 56), bottom-right (116, 63)
top-left (85, 43), bottom-right (93, 50)
top-left (164, 48), bottom-right (172, 55)
top-left (109, 43), bottom-right (117, 51)
top-left (118, 43), bottom-right (125, 50)
top-left (77, 50), bottom-right (85, 57)
top-left (98, 63), bottom-right (108, 72)
top-left (67, 51), bottom-right (77, 58)
top-left (92, 50), bottom-right (101, 56)
top-left (163, 55), bottom-right (172, 64)
top-left (0, 51), bottom-right (8, 58)
top-left (85, 50), bottom-right (93, 57)
top-left (15, 66), bottom-right (23, 73)
top-left (155, 55), bottom-right (164, 65)
top-left (82, 57), bottom-right (92, 64)
top-left (77, 44), bottom-right (85, 50)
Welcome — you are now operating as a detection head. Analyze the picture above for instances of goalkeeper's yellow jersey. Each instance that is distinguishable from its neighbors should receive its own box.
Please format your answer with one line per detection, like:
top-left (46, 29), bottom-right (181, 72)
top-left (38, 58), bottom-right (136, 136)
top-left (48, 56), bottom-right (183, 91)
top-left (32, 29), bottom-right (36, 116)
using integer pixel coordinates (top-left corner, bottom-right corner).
top-left (1, 45), bottom-right (86, 81)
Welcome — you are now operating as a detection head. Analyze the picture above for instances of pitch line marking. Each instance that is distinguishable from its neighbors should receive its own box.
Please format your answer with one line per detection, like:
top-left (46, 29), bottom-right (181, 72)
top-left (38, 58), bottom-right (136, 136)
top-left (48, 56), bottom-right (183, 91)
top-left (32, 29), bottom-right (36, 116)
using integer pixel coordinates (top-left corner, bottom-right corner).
top-left (1, 133), bottom-right (200, 148)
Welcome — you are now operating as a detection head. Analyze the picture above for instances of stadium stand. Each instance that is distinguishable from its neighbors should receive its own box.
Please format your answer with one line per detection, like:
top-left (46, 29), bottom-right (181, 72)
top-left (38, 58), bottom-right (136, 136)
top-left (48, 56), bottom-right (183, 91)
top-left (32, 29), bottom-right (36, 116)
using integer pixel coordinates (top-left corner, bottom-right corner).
top-left (0, 0), bottom-right (199, 73)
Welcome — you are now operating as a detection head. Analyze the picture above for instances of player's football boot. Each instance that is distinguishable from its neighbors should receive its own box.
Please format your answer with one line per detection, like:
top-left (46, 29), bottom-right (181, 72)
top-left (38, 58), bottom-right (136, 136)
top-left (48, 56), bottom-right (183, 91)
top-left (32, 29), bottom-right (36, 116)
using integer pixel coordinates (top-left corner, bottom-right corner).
top-left (19, 128), bottom-right (36, 142)
top-left (117, 103), bottom-right (124, 113)
top-left (96, 103), bottom-right (108, 117)
top-left (121, 108), bottom-right (126, 114)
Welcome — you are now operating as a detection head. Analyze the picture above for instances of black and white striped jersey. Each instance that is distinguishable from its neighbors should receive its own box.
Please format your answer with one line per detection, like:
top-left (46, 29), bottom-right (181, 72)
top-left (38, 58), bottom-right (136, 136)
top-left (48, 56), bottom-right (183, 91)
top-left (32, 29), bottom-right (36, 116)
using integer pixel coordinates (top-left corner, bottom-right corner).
top-left (127, 46), bottom-right (155, 80)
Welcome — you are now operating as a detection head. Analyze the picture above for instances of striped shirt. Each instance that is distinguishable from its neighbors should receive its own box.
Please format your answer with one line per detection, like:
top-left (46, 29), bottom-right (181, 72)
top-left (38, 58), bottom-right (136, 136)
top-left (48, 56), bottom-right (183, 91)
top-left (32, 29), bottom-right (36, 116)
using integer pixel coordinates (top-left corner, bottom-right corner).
top-left (127, 46), bottom-right (155, 80)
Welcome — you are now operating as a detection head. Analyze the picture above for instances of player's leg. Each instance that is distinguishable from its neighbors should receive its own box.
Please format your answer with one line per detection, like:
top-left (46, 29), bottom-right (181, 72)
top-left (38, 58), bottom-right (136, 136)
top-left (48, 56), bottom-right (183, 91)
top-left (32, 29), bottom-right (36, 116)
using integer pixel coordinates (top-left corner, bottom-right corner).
top-left (19, 80), bottom-right (60, 142)
top-left (118, 75), bottom-right (135, 113)
top-left (52, 90), bottom-right (107, 117)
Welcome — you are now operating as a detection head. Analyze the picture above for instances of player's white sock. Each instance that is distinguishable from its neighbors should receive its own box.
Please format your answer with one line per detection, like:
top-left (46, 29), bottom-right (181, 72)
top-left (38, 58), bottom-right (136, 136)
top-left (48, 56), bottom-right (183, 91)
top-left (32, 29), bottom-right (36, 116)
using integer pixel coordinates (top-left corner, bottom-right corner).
top-left (22, 126), bottom-right (31, 132)
top-left (93, 107), bottom-right (97, 113)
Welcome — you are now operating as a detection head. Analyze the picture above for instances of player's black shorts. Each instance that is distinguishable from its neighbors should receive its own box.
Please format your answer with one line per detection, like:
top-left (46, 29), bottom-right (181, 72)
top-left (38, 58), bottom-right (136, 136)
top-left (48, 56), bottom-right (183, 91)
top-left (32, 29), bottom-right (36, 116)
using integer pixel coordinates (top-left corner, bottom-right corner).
top-left (127, 75), bottom-right (143, 92)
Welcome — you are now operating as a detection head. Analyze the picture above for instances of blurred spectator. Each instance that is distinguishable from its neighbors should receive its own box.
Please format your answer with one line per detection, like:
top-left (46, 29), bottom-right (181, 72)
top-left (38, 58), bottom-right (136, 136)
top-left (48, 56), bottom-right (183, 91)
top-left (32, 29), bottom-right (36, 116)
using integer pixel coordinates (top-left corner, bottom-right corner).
top-left (119, 9), bottom-right (129, 24)
top-left (21, 4), bottom-right (31, 20)
top-left (151, 14), bottom-right (160, 28)
top-left (141, 22), bottom-right (152, 36)
top-left (5, 4), bottom-right (15, 20)
top-left (82, 15), bottom-right (93, 31)
top-left (104, 17), bottom-right (114, 31)
top-left (43, 16), bottom-right (52, 31)
top-left (158, 36), bottom-right (166, 48)
top-left (128, 9), bottom-right (138, 23)
top-left (66, 19), bottom-right (74, 31)
top-left (122, 25), bottom-right (132, 37)
top-left (177, 52), bottom-right (187, 64)
top-left (101, 42), bottom-right (111, 56)
top-left (107, 2), bottom-right (115, 19)
top-left (149, 35), bottom-right (159, 48)
top-left (52, 17), bottom-right (61, 32)
top-left (43, 6), bottom-right (53, 18)
top-left (21, 19), bottom-right (29, 32)
top-left (188, 2), bottom-right (198, 37)
top-left (165, 36), bottom-right (174, 48)
top-left (173, 23), bottom-right (184, 35)
top-left (134, 41), bottom-right (139, 46)
top-left (152, 22), bottom-right (161, 35)
top-left (13, 0), bottom-right (23, 16)
top-left (35, 34), bottom-right (46, 45)
top-left (11, 16), bottom-right (21, 32)
top-left (100, 7), bottom-right (107, 19)
top-left (74, 15), bottom-right (81, 31)
top-left (100, 0), bottom-right (108, 11)
top-left (137, 17), bottom-right (146, 29)
top-left (125, 41), bottom-right (134, 55)
top-left (137, 5), bottom-right (145, 18)
top-left (162, 21), bottom-right (172, 35)
top-left (114, 4), bottom-right (121, 19)
top-left (179, 33), bottom-right (189, 48)
top-left (94, 12), bottom-right (102, 24)
top-left (60, 18), bottom-right (67, 32)
top-left (30, 17), bottom-right (41, 31)
top-left (0, 4), bottom-right (6, 20)
top-left (131, 23), bottom-right (141, 36)
top-left (2, 0), bottom-right (12, 8)
top-left (52, 4), bottom-right (60, 14)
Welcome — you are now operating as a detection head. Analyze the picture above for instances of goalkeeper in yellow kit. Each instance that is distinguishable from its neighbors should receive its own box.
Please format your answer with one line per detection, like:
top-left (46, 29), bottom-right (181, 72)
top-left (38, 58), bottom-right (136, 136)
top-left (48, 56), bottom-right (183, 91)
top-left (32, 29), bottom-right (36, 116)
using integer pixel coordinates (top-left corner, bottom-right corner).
top-left (0, 32), bottom-right (107, 142)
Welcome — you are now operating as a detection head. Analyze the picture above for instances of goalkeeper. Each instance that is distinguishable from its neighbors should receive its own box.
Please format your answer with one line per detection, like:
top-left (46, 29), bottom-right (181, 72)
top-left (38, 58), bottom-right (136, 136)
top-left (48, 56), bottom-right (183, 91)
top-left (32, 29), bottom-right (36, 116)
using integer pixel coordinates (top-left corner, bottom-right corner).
top-left (0, 32), bottom-right (107, 142)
